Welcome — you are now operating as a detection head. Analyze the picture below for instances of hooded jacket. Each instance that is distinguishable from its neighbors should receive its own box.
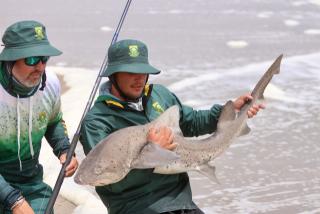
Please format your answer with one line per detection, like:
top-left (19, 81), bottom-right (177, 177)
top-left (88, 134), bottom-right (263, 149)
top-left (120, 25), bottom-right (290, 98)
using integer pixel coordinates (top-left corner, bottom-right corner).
top-left (80, 81), bottom-right (222, 214)
top-left (0, 62), bottom-right (70, 209)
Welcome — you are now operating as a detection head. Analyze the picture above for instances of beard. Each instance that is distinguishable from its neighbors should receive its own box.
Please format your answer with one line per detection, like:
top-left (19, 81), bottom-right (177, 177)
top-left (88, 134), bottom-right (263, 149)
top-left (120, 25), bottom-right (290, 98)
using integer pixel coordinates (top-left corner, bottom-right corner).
top-left (22, 71), bottom-right (43, 87)
top-left (13, 72), bottom-right (43, 88)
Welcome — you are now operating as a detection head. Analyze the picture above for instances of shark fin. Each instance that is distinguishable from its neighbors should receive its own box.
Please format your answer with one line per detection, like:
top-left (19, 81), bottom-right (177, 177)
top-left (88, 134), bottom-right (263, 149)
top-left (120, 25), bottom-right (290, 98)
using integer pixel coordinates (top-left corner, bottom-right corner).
top-left (217, 100), bottom-right (236, 131)
top-left (131, 143), bottom-right (179, 169)
top-left (259, 94), bottom-right (265, 100)
top-left (252, 54), bottom-right (283, 100)
top-left (220, 100), bottom-right (236, 121)
top-left (238, 123), bottom-right (251, 136)
top-left (150, 105), bottom-right (180, 131)
top-left (197, 164), bottom-right (220, 184)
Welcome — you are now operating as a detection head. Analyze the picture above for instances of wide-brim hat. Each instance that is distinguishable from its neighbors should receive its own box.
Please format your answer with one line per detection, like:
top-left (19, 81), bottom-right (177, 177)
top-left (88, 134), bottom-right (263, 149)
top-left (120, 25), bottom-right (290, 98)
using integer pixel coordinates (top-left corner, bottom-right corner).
top-left (102, 39), bottom-right (160, 77)
top-left (0, 20), bottom-right (62, 61)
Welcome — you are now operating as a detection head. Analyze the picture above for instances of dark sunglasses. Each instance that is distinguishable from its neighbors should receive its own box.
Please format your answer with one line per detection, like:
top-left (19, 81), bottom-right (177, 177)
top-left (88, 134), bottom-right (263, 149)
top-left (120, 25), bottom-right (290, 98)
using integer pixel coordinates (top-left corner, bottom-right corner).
top-left (24, 56), bottom-right (50, 66)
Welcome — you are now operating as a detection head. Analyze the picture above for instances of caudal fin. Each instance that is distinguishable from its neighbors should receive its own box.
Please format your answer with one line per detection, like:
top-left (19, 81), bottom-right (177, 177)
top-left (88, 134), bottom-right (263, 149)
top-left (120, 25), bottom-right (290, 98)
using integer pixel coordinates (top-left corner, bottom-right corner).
top-left (252, 54), bottom-right (283, 100)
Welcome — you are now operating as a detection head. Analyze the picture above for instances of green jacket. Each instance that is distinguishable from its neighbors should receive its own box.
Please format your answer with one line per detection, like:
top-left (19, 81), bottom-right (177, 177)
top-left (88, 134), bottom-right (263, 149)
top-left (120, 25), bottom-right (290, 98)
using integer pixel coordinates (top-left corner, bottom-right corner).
top-left (0, 62), bottom-right (70, 210)
top-left (80, 82), bottom-right (222, 214)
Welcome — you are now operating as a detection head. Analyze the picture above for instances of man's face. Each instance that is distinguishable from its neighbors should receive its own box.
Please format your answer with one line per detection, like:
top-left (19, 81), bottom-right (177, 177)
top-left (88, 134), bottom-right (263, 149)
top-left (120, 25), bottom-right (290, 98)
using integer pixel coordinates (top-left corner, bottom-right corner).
top-left (12, 58), bottom-right (46, 87)
top-left (114, 72), bottom-right (148, 100)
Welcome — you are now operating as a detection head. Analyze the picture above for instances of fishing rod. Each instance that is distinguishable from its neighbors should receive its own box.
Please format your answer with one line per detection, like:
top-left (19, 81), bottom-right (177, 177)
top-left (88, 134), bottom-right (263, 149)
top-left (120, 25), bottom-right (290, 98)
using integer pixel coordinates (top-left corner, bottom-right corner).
top-left (45, 0), bottom-right (132, 213)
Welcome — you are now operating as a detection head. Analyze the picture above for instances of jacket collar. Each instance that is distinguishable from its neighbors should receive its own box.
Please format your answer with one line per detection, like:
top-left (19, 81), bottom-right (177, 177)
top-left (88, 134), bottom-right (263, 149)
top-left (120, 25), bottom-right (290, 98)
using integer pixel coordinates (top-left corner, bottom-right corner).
top-left (97, 81), bottom-right (152, 109)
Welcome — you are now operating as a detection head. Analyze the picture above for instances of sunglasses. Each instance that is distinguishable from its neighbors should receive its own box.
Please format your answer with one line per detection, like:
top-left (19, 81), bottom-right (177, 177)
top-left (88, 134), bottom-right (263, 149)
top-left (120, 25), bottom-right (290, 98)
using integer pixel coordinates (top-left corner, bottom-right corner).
top-left (24, 56), bottom-right (50, 66)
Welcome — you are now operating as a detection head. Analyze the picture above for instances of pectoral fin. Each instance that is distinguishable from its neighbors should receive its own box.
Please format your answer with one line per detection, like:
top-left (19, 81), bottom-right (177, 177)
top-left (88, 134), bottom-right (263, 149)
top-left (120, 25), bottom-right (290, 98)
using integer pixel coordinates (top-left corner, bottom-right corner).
top-left (131, 143), bottom-right (179, 169)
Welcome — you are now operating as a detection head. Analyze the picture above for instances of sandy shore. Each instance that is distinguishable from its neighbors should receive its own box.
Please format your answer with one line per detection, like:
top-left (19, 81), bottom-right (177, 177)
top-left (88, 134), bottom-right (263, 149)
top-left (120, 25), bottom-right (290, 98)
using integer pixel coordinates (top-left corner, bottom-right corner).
top-left (55, 196), bottom-right (77, 214)
top-left (53, 74), bottom-right (77, 213)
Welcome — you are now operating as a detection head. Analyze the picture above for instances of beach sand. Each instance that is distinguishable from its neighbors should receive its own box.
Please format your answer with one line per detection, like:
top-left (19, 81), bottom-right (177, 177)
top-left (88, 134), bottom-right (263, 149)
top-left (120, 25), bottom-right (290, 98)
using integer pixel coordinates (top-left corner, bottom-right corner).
top-left (55, 196), bottom-right (77, 214)
top-left (52, 74), bottom-right (78, 214)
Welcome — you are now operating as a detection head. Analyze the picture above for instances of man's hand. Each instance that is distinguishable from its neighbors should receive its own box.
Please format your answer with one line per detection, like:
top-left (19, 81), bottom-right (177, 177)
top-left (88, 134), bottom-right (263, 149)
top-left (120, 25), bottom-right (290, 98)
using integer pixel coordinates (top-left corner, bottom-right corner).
top-left (59, 153), bottom-right (78, 177)
top-left (12, 200), bottom-right (34, 214)
top-left (233, 93), bottom-right (265, 118)
top-left (147, 126), bottom-right (177, 151)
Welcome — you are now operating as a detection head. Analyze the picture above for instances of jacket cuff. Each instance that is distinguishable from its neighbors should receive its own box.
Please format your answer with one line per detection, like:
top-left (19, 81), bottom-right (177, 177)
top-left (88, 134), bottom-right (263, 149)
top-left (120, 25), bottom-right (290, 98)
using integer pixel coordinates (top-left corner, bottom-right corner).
top-left (2, 188), bottom-right (21, 209)
top-left (53, 137), bottom-right (70, 157)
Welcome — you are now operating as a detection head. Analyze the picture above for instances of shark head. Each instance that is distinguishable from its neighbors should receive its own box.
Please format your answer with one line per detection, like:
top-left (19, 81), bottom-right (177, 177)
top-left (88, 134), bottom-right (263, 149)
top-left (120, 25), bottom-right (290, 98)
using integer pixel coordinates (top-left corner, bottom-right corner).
top-left (74, 158), bottom-right (130, 186)
top-left (74, 132), bottom-right (133, 186)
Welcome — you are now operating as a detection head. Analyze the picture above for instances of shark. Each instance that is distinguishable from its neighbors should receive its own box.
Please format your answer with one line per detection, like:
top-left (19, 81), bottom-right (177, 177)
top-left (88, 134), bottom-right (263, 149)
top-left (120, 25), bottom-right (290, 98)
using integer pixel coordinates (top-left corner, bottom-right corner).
top-left (74, 54), bottom-right (283, 186)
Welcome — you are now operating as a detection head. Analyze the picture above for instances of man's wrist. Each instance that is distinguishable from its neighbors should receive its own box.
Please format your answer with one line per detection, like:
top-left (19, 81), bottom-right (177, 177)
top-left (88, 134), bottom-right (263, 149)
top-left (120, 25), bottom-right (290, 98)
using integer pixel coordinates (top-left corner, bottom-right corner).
top-left (58, 150), bottom-right (76, 159)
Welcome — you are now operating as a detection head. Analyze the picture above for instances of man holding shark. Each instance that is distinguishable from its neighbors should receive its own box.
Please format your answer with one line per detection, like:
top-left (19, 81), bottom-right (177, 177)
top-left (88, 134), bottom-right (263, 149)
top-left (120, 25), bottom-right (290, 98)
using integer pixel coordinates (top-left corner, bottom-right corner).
top-left (79, 39), bottom-right (264, 214)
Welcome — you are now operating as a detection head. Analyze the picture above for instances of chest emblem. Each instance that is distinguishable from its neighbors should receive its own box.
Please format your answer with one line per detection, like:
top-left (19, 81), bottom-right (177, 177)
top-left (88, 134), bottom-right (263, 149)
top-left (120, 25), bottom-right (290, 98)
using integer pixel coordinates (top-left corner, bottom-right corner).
top-left (152, 102), bottom-right (164, 113)
top-left (38, 111), bottom-right (47, 124)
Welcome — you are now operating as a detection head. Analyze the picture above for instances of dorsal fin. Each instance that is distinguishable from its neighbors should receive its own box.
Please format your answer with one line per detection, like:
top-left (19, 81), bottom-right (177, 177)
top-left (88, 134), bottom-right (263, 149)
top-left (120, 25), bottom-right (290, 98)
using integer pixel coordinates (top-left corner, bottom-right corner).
top-left (219, 100), bottom-right (236, 121)
top-left (151, 105), bottom-right (180, 129)
top-left (217, 100), bottom-right (236, 131)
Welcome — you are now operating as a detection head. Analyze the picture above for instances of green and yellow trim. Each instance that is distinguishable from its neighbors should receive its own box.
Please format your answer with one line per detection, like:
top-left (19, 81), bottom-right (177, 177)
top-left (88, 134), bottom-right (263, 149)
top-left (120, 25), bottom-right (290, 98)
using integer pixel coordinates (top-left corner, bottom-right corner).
top-left (152, 101), bottom-right (164, 113)
top-left (144, 84), bottom-right (150, 96)
top-left (105, 100), bottom-right (124, 109)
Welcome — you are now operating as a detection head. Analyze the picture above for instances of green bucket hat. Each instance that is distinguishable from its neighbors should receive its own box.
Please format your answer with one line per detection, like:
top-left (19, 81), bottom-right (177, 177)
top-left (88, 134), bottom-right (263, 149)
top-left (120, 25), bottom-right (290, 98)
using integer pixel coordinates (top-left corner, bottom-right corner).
top-left (0, 20), bottom-right (62, 61)
top-left (102, 39), bottom-right (160, 77)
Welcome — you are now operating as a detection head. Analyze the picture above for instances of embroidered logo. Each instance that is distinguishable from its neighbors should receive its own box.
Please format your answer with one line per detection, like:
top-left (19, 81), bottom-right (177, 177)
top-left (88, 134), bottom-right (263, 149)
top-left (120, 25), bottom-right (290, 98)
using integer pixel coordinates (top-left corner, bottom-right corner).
top-left (152, 102), bottom-right (164, 113)
top-left (34, 26), bottom-right (45, 40)
top-left (128, 45), bottom-right (139, 57)
top-left (38, 111), bottom-right (47, 124)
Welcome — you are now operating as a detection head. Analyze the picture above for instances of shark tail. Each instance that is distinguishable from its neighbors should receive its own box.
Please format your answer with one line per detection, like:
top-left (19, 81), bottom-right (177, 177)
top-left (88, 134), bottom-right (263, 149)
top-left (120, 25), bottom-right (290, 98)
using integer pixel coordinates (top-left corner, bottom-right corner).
top-left (253, 54), bottom-right (283, 100)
